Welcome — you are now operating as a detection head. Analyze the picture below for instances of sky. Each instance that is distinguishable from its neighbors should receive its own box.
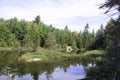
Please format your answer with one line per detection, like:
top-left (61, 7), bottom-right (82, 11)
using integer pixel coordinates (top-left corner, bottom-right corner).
top-left (0, 0), bottom-right (115, 32)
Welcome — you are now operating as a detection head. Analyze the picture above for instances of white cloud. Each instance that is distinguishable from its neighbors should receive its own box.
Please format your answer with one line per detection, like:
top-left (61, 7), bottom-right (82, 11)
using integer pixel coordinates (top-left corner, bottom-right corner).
top-left (0, 0), bottom-right (110, 31)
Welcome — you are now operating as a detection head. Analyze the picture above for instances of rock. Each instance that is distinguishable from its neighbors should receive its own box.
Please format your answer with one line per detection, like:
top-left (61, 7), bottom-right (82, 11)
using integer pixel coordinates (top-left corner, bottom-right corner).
top-left (27, 58), bottom-right (41, 62)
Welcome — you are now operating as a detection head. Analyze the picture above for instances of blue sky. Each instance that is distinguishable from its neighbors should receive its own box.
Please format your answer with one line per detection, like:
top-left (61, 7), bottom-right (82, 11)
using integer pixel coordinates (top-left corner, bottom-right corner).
top-left (0, 0), bottom-right (115, 32)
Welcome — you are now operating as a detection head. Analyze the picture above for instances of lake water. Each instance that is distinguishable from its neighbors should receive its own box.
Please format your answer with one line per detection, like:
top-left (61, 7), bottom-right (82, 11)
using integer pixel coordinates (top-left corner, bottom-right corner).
top-left (0, 50), bottom-right (95, 80)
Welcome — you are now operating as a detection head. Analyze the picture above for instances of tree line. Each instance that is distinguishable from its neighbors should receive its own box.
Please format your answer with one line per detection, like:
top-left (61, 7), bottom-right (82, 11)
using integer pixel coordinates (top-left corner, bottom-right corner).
top-left (0, 15), bottom-right (96, 51)
top-left (0, 14), bottom-right (119, 53)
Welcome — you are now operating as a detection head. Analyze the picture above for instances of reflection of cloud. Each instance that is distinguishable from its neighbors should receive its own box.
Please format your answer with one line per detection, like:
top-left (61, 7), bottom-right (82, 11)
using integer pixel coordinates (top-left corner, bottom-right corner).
top-left (0, 64), bottom-right (86, 80)
top-left (0, 0), bottom-right (112, 32)
top-left (39, 64), bottom-right (86, 80)
top-left (67, 65), bottom-right (86, 75)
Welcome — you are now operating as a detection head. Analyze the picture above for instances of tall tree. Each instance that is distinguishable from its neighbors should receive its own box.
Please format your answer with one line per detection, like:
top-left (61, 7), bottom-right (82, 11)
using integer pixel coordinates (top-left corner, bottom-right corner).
top-left (38, 23), bottom-right (49, 47)
top-left (44, 31), bottom-right (56, 49)
top-left (34, 15), bottom-right (41, 25)
top-left (14, 20), bottom-right (27, 46)
top-left (82, 23), bottom-right (89, 49)
top-left (105, 19), bottom-right (120, 53)
top-left (76, 31), bottom-right (83, 49)
top-left (93, 25), bottom-right (105, 50)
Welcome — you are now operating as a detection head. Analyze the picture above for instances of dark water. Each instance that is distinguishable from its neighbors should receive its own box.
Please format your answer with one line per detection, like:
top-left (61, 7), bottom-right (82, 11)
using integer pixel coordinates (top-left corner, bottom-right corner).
top-left (0, 50), bottom-right (92, 80)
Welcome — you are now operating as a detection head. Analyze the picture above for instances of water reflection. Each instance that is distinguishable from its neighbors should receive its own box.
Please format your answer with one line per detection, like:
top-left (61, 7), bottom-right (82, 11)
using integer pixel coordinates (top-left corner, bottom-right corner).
top-left (16, 61), bottom-right (86, 80)
top-left (85, 52), bottom-right (120, 80)
top-left (39, 65), bottom-right (85, 80)
top-left (1, 50), bottom-right (119, 80)
top-left (0, 50), bottom-right (89, 80)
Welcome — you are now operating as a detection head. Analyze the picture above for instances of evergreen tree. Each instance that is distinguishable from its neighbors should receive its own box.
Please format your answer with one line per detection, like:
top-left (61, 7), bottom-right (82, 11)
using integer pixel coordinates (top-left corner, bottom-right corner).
top-left (105, 19), bottom-right (120, 53)
top-left (76, 31), bottom-right (83, 49)
top-left (93, 25), bottom-right (105, 50)
top-left (100, 0), bottom-right (120, 14)
top-left (82, 23), bottom-right (90, 49)
top-left (34, 15), bottom-right (41, 25)
top-left (44, 31), bottom-right (56, 49)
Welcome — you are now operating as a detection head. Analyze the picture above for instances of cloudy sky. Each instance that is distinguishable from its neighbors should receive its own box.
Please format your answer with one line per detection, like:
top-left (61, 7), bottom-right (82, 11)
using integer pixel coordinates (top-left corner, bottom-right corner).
top-left (0, 0), bottom-right (114, 32)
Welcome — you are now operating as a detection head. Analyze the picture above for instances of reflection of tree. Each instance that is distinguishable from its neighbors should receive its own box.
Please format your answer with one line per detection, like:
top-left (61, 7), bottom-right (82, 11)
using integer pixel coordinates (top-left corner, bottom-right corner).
top-left (17, 59), bottom-right (85, 80)
top-left (85, 53), bottom-right (120, 80)
top-left (0, 66), bottom-right (17, 80)
top-left (44, 62), bottom-right (54, 80)
top-left (0, 51), bottom-right (23, 80)
top-left (0, 51), bottom-right (88, 80)
top-left (60, 62), bottom-right (70, 72)
top-left (32, 72), bottom-right (39, 80)
top-left (29, 63), bottom-right (40, 80)
top-left (45, 72), bottom-right (53, 80)
top-left (0, 51), bottom-right (18, 70)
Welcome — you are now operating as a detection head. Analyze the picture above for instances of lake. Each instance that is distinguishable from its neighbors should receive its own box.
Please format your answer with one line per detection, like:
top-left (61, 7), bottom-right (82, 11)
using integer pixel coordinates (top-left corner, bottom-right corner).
top-left (0, 50), bottom-right (94, 80)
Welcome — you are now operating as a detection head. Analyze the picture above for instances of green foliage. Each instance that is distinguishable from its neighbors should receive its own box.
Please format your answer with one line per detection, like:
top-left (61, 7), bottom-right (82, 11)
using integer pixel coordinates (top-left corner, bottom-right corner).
top-left (82, 24), bottom-right (89, 48)
top-left (100, 0), bottom-right (120, 14)
top-left (81, 23), bottom-right (95, 49)
top-left (61, 44), bottom-right (67, 52)
top-left (38, 23), bottom-right (48, 47)
top-left (20, 48), bottom-right (84, 62)
top-left (76, 31), bottom-right (83, 49)
top-left (85, 1), bottom-right (120, 79)
top-left (34, 15), bottom-right (41, 25)
top-left (92, 25), bottom-right (105, 50)
top-left (28, 24), bottom-right (40, 51)
top-left (0, 16), bottom-right (96, 52)
top-left (44, 31), bottom-right (56, 49)
top-left (105, 19), bottom-right (120, 53)
top-left (86, 19), bottom-right (120, 80)
top-left (0, 22), bottom-right (19, 47)
top-left (14, 20), bottom-right (27, 46)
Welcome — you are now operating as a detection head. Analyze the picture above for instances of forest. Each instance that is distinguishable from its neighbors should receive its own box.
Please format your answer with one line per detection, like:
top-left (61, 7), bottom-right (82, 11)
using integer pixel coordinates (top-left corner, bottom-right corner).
top-left (0, 15), bottom-right (106, 51)
top-left (0, 14), bottom-right (119, 53)
top-left (0, 0), bottom-right (120, 80)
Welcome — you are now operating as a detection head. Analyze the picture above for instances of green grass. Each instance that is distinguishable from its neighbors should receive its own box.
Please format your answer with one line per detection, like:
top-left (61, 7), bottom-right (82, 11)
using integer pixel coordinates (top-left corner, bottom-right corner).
top-left (0, 47), bottom-right (13, 51)
top-left (20, 48), bottom-right (82, 62)
top-left (83, 50), bottom-right (104, 55)
top-left (20, 48), bottom-right (104, 62)
top-left (81, 50), bottom-right (105, 62)
top-left (0, 47), bottom-right (32, 51)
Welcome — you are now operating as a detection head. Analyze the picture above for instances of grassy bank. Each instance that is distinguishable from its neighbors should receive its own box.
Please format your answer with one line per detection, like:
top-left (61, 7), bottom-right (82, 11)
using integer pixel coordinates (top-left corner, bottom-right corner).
top-left (0, 47), bottom-right (13, 51)
top-left (0, 47), bottom-right (32, 51)
top-left (20, 48), bottom-right (79, 62)
top-left (80, 50), bottom-right (105, 62)
top-left (19, 48), bottom-right (104, 62)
